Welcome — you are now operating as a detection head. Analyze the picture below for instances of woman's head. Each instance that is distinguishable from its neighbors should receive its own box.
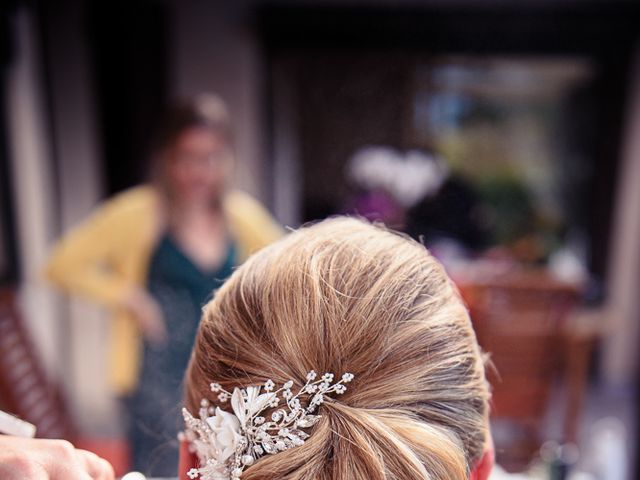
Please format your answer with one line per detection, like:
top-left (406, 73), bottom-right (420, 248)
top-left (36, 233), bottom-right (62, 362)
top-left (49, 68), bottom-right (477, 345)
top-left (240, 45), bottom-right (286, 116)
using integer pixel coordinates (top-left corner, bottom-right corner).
top-left (151, 94), bottom-right (232, 205)
top-left (185, 217), bottom-right (491, 479)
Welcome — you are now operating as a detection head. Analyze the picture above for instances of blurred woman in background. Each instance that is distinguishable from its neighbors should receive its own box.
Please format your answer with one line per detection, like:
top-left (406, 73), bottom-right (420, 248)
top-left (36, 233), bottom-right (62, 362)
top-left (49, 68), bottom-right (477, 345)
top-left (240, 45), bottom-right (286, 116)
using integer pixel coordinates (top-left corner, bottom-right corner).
top-left (45, 94), bottom-right (283, 476)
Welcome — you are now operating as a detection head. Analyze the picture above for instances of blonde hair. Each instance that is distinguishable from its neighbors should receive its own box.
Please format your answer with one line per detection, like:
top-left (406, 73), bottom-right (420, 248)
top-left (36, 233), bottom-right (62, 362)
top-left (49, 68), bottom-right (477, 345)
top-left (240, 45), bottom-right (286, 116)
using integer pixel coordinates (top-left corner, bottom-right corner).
top-left (185, 217), bottom-right (490, 479)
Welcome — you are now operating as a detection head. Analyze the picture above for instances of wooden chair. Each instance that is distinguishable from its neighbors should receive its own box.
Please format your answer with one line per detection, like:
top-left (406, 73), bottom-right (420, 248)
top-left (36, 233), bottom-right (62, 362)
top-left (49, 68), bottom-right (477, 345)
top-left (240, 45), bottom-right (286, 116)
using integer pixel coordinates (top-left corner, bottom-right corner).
top-left (0, 288), bottom-right (133, 475)
top-left (0, 288), bottom-right (76, 440)
top-left (457, 270), bottom-right (584, 471)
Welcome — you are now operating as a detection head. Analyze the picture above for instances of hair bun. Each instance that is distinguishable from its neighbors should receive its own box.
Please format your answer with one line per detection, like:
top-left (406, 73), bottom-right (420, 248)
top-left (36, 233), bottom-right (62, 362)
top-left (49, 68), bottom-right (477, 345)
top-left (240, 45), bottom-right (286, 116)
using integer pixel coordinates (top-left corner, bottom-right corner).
top-left (321, 403), bottom-right (469, 480)
top-left (185, 218), bottom-right (490, 479)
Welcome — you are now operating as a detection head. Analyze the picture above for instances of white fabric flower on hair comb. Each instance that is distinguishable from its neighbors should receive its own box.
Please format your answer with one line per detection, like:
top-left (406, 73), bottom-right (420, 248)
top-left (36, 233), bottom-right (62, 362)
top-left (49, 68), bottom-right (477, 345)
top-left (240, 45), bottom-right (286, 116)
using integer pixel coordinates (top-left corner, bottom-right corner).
top-left (180, 371), bottom-right (355, 479)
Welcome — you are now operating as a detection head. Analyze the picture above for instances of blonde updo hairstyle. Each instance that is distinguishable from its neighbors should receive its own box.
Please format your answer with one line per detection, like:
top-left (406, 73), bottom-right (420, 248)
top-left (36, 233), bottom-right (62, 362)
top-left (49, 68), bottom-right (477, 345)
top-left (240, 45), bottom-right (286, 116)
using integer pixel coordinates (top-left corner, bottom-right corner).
top-left (184, 217), bottom-right (490, 480)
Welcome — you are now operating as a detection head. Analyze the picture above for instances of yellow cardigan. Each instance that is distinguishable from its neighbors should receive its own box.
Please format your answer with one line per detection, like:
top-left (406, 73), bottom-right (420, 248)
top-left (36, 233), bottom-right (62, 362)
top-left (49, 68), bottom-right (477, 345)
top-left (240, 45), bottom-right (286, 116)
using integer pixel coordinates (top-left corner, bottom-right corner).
top-left (45, 185), bottom-right (283, 395)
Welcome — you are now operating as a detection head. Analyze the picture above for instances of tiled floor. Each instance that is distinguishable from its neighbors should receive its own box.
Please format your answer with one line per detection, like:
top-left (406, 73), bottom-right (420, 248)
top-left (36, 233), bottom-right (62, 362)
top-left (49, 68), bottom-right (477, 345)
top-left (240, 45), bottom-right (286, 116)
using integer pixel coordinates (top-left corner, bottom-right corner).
top-left (569, 381), bottom-right (636, 479)
top-left (498, 379), bottom-right (638, 479)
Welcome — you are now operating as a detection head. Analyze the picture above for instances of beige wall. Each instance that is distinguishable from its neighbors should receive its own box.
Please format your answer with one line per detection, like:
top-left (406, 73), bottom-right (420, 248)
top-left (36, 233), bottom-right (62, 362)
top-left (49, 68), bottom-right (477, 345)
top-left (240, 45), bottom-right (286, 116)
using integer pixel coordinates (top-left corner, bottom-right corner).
top-left (602, 45), bottom-right (640, 385)
top-left (5, 8), bottom-right (59, 379)
top-left (6, 5), bottom-right (117, 435)
top-left (170, 0), bottom-right (268, 202)
top-left (44, 1), bottom-right (118, 435)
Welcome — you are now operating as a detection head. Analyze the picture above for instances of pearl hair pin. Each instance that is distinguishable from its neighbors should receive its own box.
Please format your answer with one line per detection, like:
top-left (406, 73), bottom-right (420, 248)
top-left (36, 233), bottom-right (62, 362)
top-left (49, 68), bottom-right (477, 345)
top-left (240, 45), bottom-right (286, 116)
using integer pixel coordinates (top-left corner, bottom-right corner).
top-left (180, 371), bottom-right (355, 479)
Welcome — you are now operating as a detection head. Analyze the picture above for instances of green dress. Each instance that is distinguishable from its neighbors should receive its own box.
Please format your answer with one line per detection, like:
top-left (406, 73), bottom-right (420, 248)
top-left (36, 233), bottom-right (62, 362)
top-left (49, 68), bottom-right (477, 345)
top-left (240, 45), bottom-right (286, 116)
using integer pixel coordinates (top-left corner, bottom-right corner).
top-left (128, 233), bottom-right (236, 476)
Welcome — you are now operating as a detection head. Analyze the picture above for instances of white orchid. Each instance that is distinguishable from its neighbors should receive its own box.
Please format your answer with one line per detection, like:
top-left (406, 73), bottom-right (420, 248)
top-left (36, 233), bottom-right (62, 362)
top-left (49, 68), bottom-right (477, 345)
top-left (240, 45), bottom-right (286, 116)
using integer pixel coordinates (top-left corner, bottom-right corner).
top-left (348, 145), bottom-right (449, 207)
top-left (205, 407), bottom-right (242, 463)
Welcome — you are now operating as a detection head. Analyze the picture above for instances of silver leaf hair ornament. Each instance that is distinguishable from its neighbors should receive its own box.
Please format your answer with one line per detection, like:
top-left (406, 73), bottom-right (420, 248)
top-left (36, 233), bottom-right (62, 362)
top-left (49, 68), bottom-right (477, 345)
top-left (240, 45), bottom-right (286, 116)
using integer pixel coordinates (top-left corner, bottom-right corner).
top-left (180, 371), bottom-right (355, 479)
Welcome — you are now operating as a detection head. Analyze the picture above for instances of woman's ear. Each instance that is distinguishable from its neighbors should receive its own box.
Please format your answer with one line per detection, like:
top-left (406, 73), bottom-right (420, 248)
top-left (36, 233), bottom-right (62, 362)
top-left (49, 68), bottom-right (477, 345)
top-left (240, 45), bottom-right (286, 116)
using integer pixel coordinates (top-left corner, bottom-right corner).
top-left (470, 435), bottom-right (495, 480)
top-left (178, 440), bottom-right (198, 480)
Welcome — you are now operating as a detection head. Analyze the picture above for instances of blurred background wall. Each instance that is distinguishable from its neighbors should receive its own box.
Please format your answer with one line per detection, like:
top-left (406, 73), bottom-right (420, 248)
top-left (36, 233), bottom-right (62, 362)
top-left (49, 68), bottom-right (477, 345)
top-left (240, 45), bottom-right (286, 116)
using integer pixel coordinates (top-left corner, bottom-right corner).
top-left (1, 0), bottom-right (640, 476)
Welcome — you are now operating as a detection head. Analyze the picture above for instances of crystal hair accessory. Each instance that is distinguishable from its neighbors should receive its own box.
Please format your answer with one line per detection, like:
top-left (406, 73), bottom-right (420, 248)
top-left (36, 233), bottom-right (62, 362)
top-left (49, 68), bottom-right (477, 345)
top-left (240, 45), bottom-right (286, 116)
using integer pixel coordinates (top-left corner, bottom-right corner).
top-left (180, 371), bottom-right (355, 479)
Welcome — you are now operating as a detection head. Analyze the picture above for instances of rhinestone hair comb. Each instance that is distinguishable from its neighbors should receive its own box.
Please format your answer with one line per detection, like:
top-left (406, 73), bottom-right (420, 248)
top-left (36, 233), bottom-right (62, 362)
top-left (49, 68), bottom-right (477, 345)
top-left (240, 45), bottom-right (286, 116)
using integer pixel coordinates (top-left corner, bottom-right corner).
top-left (180, 371), bottom-right (355, 479)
